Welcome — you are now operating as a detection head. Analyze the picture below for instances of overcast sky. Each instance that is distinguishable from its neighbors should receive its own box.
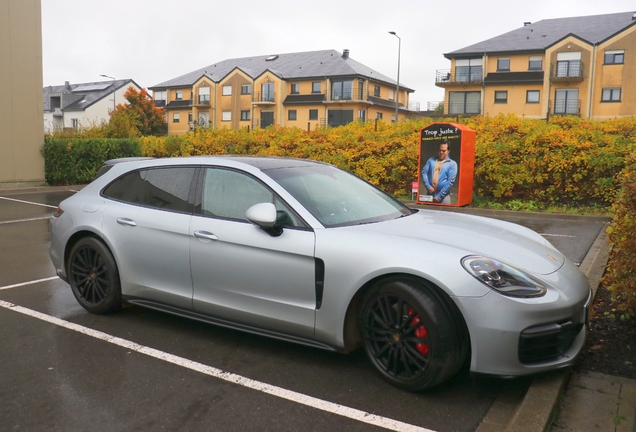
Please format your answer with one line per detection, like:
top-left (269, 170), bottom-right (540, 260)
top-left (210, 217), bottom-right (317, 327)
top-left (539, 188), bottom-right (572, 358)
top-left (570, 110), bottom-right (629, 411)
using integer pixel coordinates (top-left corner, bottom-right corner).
top-left (42, 0), bottom-right (635, 108)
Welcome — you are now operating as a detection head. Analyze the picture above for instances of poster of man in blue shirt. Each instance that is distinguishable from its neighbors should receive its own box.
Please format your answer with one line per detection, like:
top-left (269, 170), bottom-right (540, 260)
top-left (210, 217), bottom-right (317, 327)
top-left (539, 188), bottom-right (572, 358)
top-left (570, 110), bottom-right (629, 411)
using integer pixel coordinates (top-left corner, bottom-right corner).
top-left (421, 140), bottom-right (457, 204)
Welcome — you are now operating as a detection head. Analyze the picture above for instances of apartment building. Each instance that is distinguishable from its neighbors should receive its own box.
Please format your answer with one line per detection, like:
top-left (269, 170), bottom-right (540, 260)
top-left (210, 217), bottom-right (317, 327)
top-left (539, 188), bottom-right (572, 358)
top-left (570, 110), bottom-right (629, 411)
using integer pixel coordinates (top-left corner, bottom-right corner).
top-left (435, 11), bottom-right (636, 119)
top-left (43, 79), bottom-right (142, 133)
top-left (150, 49), bottom-right (415, 135)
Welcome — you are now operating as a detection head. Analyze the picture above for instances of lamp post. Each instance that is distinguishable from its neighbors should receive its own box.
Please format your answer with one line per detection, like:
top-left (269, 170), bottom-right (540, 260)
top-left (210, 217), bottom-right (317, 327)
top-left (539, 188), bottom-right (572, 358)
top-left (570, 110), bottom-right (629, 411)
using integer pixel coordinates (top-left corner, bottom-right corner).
top-left (100, 74), bottom-right (116, 112)
top-left (388, 31), bottom-right (401, 122)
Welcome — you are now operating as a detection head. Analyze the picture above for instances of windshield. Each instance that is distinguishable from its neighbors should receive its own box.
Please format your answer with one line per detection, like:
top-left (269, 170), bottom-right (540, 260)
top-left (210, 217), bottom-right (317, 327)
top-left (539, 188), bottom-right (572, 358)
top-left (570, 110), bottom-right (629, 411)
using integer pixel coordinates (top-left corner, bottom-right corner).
top-left (264, 164), bottom-right (413, 227)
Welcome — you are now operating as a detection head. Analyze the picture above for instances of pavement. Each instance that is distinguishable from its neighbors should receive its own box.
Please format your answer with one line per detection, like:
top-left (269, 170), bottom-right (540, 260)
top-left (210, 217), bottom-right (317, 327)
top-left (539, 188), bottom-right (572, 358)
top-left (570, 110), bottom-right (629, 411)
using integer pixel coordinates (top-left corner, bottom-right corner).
top-left (2, 184), bottom-right (635, 432)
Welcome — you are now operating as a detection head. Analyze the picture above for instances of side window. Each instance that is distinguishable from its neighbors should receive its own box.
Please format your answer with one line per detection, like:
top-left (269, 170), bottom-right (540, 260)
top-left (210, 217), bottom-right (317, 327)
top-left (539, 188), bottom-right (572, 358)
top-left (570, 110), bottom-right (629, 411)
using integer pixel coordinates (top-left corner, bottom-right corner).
top-left (103, 167), bottom-right (195, 213)
top-left (200, 168), bottom-right (300, 227)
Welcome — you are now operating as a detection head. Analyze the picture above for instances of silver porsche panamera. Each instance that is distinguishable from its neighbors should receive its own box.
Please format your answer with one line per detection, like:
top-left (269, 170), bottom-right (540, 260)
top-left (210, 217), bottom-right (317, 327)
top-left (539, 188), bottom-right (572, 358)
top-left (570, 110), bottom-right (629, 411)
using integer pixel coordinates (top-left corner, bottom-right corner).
top-left (49, 156), bottom-right (591, 391)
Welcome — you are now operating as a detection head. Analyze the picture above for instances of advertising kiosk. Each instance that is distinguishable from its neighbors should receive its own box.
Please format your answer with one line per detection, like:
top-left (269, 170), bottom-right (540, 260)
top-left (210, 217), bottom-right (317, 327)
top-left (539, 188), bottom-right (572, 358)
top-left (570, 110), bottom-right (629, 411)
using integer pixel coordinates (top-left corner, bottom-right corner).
top-left (417, 123), bottom-right (475, 207)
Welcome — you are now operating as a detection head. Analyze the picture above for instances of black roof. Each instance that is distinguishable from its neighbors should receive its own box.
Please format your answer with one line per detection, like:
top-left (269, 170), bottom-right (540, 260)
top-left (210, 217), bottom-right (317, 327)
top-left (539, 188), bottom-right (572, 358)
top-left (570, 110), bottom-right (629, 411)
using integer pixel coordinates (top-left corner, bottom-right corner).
top-left (446, 11), bottom-right (636, 57)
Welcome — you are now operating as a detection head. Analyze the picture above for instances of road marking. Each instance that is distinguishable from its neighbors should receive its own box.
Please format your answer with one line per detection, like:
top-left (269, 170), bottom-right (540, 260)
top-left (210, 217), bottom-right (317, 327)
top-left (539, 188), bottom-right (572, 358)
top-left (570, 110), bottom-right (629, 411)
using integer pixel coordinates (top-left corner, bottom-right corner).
top-left (541, 233), bottom-right (576, 238)
top-left (0, 299), bottom-right (434, 432)
top-left (0, 276), bottom-right (60, 291)
top-left (0, 215), bottom-right (52, 225)
top-left (0, 196), bottom-right (58, 209)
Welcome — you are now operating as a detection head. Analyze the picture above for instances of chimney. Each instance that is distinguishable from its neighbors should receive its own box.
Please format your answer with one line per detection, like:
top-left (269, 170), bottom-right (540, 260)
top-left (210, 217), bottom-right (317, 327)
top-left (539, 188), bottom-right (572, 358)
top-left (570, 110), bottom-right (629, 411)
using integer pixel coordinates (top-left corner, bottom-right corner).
top-left (342, 49), bottom-right (350, 59)
top-left (65, 81), bottom-right (71, 89)
top-left (632, 12), bottom-right (636, 20)
top-left (524, 22), bottom-right (531, 26)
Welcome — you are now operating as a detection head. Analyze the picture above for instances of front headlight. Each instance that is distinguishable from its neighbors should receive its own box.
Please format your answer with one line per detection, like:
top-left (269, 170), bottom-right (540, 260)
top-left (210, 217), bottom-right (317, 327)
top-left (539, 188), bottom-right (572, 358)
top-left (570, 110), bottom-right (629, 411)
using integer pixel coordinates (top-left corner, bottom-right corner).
top-left (461, 256), bottom-right (547, 298)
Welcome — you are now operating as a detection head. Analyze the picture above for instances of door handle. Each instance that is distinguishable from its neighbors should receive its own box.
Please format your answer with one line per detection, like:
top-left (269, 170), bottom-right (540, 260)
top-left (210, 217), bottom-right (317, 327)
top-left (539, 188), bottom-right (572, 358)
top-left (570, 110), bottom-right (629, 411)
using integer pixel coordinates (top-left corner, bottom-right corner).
top-left (194, 230), bottom-right (218, 241)
top-left (116, 218), bottom-right (137, 227)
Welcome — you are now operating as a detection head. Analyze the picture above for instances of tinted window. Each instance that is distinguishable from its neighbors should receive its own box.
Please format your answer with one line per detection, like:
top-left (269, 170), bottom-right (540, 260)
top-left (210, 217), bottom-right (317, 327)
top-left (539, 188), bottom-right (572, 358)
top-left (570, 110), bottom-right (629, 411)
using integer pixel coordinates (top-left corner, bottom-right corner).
top-left (103, 167), bottom-right (195, 213)
top-left (199, 168), bottom-right (302, 227)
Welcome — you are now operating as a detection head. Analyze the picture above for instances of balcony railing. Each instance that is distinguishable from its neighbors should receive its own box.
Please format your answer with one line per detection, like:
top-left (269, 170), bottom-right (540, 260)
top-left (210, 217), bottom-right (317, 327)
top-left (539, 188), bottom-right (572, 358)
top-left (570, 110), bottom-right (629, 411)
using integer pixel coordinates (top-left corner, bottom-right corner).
top-left (197, 95), bottom-right (210, 105)
top-left (253, 92), bottom-right (276, 103)
top-left (550, 61), bottom-right (584, 81)
top-left (435, 69), bottom-right (483, 85)
top-left (52, 108), bottom-right (63, 117)
top-left (549, 99), bottom-right (581, 116)
top-left (448, 102), bottom-right (481, 115)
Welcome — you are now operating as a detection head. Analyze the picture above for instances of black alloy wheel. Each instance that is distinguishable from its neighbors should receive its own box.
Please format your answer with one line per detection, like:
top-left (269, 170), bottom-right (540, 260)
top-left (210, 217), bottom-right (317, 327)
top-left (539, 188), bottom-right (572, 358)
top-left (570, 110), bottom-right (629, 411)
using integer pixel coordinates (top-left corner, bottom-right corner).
top-left (361, 279), bottom-right (466, 391)
top-left (68, 237), bottom-right (122, 314)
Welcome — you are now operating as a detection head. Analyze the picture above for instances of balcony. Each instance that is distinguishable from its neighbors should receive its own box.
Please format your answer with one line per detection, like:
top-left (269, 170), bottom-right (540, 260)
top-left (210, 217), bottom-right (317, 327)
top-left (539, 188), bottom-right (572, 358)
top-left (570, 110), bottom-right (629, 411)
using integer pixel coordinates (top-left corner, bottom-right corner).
top-left (52, 108), bottom-right (63, 117)
top-left (549, 99), bottom-right (581, 116)
top-left (194, 94), bottom-right (210, 106)
top-left (435, 69), bottom-right (483, 87)
top-left (550, 61), bottom-right (584, 82)
top-left (253, 92), bottom-right (276, 104)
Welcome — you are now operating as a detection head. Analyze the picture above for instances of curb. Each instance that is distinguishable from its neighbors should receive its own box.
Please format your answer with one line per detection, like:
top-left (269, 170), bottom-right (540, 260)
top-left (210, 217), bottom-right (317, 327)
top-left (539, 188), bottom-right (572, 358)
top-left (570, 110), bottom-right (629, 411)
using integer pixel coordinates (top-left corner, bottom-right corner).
top-left (0, 185), bottom-right (85, 196)
top-left (476, 220), bottom-right (610, 432)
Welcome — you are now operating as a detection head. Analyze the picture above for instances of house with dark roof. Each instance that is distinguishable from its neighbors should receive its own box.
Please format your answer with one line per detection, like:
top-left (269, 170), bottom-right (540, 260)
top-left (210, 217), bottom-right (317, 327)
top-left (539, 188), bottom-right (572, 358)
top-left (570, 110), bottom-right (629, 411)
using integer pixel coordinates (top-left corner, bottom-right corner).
top-left (43, 79), bottom-right (141, 132)
top-left (435, 11), bottom-right (636, 119)
top-left (149, 49), bottom-right (416, 134)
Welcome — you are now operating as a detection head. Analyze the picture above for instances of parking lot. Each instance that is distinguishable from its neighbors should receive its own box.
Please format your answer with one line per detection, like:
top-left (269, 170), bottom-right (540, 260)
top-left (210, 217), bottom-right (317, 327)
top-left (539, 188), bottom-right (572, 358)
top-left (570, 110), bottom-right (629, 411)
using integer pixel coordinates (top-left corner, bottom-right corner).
top-left (0, 188), bottom-right (609, 432)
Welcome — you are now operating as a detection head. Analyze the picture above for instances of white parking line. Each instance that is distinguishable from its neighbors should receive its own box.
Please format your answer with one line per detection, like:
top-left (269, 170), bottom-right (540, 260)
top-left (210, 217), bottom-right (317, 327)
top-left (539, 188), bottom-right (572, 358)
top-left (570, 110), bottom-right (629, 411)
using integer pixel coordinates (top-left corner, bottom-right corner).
top-left (541, 233), bottom-right (576, 238)
top-left (0, 276), bottom-right (60, 291)
top-left (0, 286), bottom-right (434, 432)
top-left (0, 215), bottom-right (52, 225)
top-left (0, 196), bottom-right (58, 209)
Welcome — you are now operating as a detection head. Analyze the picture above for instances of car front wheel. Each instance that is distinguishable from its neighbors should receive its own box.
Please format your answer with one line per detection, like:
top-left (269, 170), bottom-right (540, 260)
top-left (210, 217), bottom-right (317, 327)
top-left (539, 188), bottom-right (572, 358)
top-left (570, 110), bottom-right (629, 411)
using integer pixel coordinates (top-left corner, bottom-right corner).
top-left (360, 279), bottom-right (467, 391)
top-left (68, 237), bottom-right (122, 314)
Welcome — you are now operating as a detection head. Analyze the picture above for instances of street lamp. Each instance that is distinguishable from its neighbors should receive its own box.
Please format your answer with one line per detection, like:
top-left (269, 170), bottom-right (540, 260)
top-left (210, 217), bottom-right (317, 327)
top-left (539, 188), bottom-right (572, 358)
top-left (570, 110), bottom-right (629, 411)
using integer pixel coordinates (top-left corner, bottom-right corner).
top-left (388, 31), bottom-right (401, 122)
top-left (100, 74), bottom-right (116, 112)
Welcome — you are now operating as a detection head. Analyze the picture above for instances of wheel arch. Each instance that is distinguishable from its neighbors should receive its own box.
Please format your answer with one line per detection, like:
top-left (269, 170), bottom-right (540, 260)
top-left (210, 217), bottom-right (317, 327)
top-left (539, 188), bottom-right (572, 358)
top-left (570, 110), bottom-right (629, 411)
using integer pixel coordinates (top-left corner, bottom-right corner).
top-left (341, 272), bottom-right (471, 359)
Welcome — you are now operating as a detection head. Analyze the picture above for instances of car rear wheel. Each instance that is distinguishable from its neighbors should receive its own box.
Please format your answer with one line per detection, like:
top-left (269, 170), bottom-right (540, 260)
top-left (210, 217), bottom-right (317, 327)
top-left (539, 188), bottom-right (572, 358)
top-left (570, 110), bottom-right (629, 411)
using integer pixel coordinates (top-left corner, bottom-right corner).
top-left (360, 279), bottom-right (467, 391)
top-left (68, 237), bottom-right (122, 314)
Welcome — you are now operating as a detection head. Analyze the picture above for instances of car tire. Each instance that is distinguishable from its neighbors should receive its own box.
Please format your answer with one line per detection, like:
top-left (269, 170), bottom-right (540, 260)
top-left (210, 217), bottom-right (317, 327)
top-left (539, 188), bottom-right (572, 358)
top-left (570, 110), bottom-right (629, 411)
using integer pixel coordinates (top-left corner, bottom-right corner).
top-left (360, 278), bottom-right (467, 391)
top-left (68, 237), bottom-right (122, 314)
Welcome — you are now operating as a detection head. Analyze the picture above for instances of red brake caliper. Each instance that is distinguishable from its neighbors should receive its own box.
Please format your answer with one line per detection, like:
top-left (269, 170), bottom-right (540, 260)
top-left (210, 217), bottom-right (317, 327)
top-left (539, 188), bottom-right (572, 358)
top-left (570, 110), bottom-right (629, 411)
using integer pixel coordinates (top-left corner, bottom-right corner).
top-left (409, 307), bottom-right (430, 356)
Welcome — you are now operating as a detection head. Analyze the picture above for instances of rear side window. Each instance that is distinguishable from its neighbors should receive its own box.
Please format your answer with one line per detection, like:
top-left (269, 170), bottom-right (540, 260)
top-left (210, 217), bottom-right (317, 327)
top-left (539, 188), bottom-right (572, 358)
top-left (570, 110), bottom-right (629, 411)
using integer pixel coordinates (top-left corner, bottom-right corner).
top-left (103, 167), bottom-right (196, 213)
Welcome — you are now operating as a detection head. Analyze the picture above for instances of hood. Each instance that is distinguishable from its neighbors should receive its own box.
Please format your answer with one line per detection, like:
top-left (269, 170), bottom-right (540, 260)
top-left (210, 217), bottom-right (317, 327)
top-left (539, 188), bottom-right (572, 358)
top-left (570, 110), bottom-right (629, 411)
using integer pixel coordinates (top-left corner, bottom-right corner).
top-left (347, 209), bottom-right (564, 275)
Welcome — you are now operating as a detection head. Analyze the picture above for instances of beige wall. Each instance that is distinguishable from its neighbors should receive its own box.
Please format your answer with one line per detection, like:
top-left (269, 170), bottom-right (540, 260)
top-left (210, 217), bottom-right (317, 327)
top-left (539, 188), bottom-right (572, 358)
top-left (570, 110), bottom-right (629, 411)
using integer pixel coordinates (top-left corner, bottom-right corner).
top-left (0, 0), bottom-right (45, 185)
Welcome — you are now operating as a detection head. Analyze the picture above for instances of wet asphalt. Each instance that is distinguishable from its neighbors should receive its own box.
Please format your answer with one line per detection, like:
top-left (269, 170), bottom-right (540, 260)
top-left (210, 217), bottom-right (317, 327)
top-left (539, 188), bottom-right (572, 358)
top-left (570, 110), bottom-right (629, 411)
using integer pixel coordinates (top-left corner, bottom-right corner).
top-left (0, 189), bottom-right (610, 432)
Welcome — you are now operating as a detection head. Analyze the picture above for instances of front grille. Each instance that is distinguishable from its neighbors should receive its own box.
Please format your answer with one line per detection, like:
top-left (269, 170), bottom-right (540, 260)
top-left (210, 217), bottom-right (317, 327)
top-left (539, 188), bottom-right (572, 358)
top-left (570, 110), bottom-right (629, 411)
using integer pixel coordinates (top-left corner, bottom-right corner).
top-left (518, 317), bottom-right (584, 364)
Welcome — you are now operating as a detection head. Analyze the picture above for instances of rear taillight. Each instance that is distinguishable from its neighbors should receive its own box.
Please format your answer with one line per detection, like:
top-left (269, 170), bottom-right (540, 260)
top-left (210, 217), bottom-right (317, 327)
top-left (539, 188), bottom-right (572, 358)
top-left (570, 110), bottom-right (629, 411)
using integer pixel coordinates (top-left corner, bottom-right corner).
top-left (53, 206), bottom-right (64, 218)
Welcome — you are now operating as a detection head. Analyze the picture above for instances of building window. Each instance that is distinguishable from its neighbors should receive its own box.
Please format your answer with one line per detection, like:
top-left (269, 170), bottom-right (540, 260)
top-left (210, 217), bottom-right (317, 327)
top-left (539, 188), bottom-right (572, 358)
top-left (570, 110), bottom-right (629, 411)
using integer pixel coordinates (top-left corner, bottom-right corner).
top-left (241, 84), bottom-right (251, 95)
top-left (309, 109), bottom-right (318, 120)
top-left (374, 86), bottom-right (380, 97)
top-left (331, 80), bottom-right (353, 100)
top-left (494, 91), bottom-right (508, 104)
top-left (449, 92), bottom-right (481, 114)
top-left (288, 110), bottom-right (297, 120)
top-left (71, 118), bottom-right (79, 130)
top-left (497, 58), bottom-right (510, 71)
top-left (327, 109), bottom-right (353, 127)
top-left (526, 90), bottom-right (540, 103)
top-left (601, 88), bottom-right (621, 102)
top-left (604, 50), bottom-right (624, 64)
top-left (358, 110), bottom-right (365, 121)
top-left (188, 112), bottom-right (193, 122)
top-left (455, 58), bottom-right (483, 82)
top-left (240, 110), bottom-right (250, 121)
top-left (198, 86), bottom-right (210, 104)
top-left (222, 111), bottom-right (231, 121)
top-left (173, 112), bottom-right (180, 123)
top-left (175, 90), bottom-right (182, 100)
top-left (222, 85), bottom-right (232, 96)
top-left (556, 52), bottom-right (582, 78)
top-left (154, 90), bottom-right (166, 102)
top-left (312, 82), bottom-right (321, 93)
top-left (389, 89), bottom-right (394, 101)
top-left (528, 56), bottom-right (542, 70)
top-left (291, 83), bottom-right (300, 94)
top-left (376, 112), bottom-right (383, 119)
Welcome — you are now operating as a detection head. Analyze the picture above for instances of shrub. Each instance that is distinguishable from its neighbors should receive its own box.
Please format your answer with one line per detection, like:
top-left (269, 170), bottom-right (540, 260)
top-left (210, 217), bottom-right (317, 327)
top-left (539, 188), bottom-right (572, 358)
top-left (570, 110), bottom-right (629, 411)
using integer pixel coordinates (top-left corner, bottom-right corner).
top-left (43, 137), bottom-right (140, 185)
top-left (603, 154), bottom-right (636, 315)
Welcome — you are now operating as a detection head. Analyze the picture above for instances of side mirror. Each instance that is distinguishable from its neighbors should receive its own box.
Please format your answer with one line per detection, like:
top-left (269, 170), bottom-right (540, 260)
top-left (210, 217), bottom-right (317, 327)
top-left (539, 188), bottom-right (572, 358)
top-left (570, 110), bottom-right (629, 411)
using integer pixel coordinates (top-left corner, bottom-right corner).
top-left (246, 203), bottom-right (283, 236)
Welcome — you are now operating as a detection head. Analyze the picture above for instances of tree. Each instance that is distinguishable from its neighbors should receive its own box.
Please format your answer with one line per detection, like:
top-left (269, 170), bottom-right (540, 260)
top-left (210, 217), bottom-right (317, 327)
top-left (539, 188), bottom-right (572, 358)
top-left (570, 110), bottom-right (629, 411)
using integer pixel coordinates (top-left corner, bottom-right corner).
top-left (109, 87), bottom-right (166, 137)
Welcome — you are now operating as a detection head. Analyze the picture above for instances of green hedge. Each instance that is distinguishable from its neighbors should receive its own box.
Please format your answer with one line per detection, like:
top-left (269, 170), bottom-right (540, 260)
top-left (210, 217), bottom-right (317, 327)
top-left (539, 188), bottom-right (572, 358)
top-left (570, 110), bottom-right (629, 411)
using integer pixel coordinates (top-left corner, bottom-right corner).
top-left (603, 154), bottom-right (636, 315)
top-left (43, 137), bottom-right (141, 185)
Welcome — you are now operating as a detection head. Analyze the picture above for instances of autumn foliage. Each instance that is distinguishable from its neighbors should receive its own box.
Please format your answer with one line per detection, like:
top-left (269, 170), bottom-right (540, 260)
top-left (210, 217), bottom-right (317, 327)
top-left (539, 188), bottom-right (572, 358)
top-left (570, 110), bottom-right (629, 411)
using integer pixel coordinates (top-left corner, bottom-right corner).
top-left (109, 87), bottom-right (167, 137)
